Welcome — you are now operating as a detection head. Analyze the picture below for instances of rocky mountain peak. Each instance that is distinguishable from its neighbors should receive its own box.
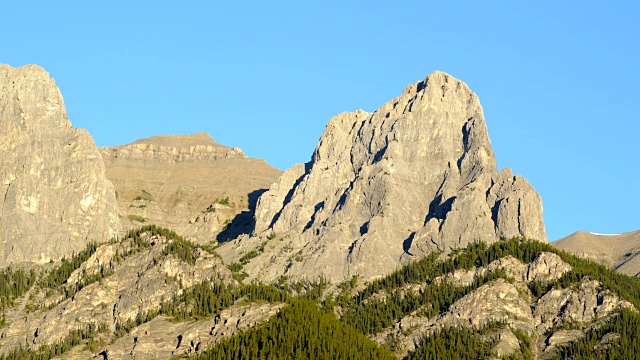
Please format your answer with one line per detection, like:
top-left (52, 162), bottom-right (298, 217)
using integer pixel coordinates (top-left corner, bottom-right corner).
top-left (223, 70), bottom-right (546, 283)
top-left (0, 64), bottom-right (119, 265)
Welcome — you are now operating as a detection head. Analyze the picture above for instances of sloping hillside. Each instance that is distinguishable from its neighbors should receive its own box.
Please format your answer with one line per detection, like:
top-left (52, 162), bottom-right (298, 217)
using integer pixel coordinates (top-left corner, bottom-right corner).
top-left (554, 230), bottom-right (640, 277)
top-left (100, 133), bottom-right (281, 244)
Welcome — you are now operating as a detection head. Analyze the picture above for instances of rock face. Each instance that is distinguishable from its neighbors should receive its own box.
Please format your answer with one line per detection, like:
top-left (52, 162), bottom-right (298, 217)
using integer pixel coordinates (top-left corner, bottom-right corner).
top-left (100, 133), bottom-right (281, 243)
top-left (223, 71), bottom-right (546, 283)
top-left (101, 302), bottom-right (285, 359)
top-left (553, 230), bottom-right (640, 277)
top-left (0, 64), bottom-right (118, 266)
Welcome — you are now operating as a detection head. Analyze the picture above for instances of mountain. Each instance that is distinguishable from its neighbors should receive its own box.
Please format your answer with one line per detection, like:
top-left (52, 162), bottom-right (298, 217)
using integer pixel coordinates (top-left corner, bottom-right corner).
top-left (3, 66), bottom-right (639, 360)
top-left (218, 71), bottom-right (546, 283)
top-left (100, 133), bottom-right (281, 243)
top-left (553, 230), bottom-right (640, 277)
top-left (0, 64), bottom-right (118, 266)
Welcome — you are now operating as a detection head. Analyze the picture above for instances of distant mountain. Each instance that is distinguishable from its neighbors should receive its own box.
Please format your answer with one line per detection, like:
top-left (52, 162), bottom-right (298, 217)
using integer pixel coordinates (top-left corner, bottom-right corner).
top-left (553, 230), bottom-right (640, 277)
top-left (100, 133), bottom-right (281, 244)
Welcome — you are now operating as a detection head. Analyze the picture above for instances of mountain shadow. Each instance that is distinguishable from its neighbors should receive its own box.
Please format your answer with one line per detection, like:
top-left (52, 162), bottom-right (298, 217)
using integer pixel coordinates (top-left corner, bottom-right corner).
top-left (216, 189), bottom-right (267, 243)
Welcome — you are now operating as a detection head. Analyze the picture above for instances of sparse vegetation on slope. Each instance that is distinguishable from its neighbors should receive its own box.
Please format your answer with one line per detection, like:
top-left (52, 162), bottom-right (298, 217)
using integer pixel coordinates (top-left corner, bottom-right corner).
top-left (32, 225), bottom-right (216, 307)
top-left (127, 214), bottom-right (146, 222)
top-left (0, 323), bottom-right (108, 360)
top-left (555, 308), bottom-right (640, 359)
top-left (39, 242), bottom-right (99, 292)
top-left (340, 270), bottom-right (508, 335)
top-left (0, 267), bottom-right (37, 325)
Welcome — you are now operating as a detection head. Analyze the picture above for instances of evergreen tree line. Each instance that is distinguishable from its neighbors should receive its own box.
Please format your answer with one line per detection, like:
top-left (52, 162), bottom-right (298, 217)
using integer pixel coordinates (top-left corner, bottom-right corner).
top-left (38, 241), bottom-right (99, 291)
top-left (343, 238), bottom-right (640, 359)
top-left (160, 281), bottom-right (291, 321)
top-left (407, 325), bottom-right (498, 360)
top-left (0, 267), bottom-right (37, 326)
top-left (113, 280), bottom-right (295, 338)
top-left (201, 238), bottom-right (640, 359)
top-left (4, 234), bottom-right (640, 359)
top-left (195, 298), bottom-right (396, 360)
top-left (339, 269), bottom-right (509, 335)
top-left (357, 238), bottom-right (549, 303)
top-left (554, 308), bottom-right (640, 359)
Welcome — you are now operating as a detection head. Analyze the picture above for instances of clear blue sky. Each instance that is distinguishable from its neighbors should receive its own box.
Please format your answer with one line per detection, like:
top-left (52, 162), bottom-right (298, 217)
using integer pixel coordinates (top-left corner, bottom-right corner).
top-left (2, 1), bottom-right (638, 241)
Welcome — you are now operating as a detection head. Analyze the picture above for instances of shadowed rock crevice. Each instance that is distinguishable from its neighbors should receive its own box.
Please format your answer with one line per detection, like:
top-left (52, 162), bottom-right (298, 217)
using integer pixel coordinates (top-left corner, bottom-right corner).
top-left (303, 201), bottom-right (325, 233)
top-left (216, 189), bottom-right (267, 243)
top-left (359, 221), bottom-right (370, 236)
top-left (402, 232), bottom-right (416, 256)
top-left (424, 195), bottom-right (455, 225)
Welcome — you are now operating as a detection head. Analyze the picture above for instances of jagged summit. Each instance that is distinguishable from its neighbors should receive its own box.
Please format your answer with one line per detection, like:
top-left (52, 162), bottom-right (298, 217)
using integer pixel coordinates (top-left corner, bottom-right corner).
top-left (219, 70), bottom-right (546, 283)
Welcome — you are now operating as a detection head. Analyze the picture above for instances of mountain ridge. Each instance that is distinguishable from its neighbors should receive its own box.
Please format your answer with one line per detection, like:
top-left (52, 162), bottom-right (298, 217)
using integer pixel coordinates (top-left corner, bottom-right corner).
top-left (3, 64), bottom-right (638, 359)
top-left (553, 229), bottom-right (640, 277)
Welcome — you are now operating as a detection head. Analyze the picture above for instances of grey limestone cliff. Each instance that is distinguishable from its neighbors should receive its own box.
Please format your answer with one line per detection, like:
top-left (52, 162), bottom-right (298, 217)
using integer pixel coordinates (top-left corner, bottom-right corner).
top-left (221, 71), bottom-right (546, 283)
top-left (0, 64), bottom-right (118, 266)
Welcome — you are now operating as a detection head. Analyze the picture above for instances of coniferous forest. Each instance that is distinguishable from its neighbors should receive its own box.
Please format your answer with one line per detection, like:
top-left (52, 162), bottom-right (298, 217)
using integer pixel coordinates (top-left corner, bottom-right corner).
top-left (2, 228), bottom-right (640, 359)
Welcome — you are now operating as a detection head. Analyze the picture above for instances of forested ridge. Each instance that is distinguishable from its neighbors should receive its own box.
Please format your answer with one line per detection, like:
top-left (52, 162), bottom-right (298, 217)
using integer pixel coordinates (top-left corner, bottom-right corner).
top-left (196, 298), bottom-right (396, 360)
top-left (2, 230), bottom-right (640, 359)
top-left (197, 238), bottom-right (640, 359)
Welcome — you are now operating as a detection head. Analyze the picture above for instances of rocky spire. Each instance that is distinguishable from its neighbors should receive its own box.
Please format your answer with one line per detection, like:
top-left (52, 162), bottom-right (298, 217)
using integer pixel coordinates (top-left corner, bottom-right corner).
top-left (227, 71), bottom-right (546, 283)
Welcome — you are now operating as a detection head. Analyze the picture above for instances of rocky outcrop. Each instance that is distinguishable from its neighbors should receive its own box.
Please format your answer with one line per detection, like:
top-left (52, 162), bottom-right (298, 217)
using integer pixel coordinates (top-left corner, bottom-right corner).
top-left (100, 133), bottom-right (281, 243)
top-left (0, 64), bottom-right (119, 266)
top-left (492, 327), bottom-right (522, 358)
top-left (440, 279), bottom-right (534, 331)
top-left (436, 252), bottom-right (571, 287)
top-left (534, 279), bottom-right (634, 334)
top-left (372, 252), bottom-right (634, 358)
top-left (553, 230), bottom-right (640, 277)
top-left (100, 302), bottom-right (285, 359)
top-left (221, 71), bottom-right (546, 283)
